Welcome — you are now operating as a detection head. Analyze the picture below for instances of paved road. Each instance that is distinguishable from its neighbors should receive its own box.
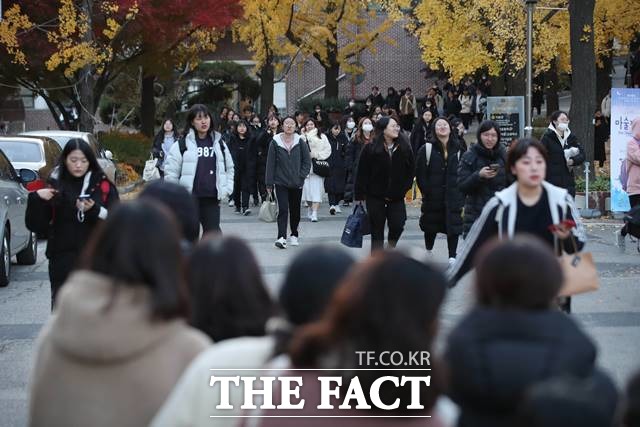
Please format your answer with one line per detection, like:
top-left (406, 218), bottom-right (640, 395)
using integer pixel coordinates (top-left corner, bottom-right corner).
top-left (0, 203), bottom-right (639, 426)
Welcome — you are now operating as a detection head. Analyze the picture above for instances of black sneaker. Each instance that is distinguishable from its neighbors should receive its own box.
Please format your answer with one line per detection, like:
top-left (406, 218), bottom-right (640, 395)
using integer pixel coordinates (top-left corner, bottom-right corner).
top-left (243, 208), bottom-right (252, 216)
top-left (234, 207), bottom-right (241, 214)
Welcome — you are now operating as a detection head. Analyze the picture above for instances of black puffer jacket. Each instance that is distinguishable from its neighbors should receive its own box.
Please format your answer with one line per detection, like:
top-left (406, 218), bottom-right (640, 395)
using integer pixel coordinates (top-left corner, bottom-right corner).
top-left (354, 137), bottom-right (415, 202)
top-left (445, 307), bottom-right (597, 427)
top-left (26, 172), bottom-right (119, 260)
top-left (409, 119), bottom-right (432, 155)
top-left (540, 128), bottom-right (585, 197)
top-left (416, 138), bottom-right (464, 235)
top-left (228, 133), bottom-right (257, 186)
top-left (252, 126), bottom-right (271, 179)
top-left (458, 142), bottom-right (507, 235)
top-left (324, 132), bottom-right (348, 195)
top-left (343, 135), bottom-right (370, 202)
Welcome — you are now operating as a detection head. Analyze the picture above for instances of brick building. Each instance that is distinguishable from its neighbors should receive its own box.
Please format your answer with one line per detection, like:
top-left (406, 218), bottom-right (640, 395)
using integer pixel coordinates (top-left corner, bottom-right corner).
top-left (204, 16), bottom-right (434, 115)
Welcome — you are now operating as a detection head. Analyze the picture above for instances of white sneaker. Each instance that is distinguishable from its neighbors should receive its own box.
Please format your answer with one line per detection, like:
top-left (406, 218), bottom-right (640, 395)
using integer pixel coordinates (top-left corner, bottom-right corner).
top-left (448, 257), bottom-right (456, 267)
top-left (289, 236), bottom-right (299, 246)
top-left (228, 200), bottom-right (235, 207)
top-left (335, 205), bottom-right (342, 213)
top-left (329, 206), bottom-right (336, 215)
top-left (311, 212), bottom-right (318, 222)
top-left (275, 237), bottom-right (287, 249)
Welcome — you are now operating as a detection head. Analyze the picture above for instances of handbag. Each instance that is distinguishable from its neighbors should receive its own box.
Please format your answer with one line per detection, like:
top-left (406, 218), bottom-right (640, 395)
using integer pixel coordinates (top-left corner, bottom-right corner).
top-left (557, 236), bottom-right (600, 297)
top-left (312, 158), bottom-right (331, 178)
top-left (143, 155), bottom-right (160, 182)
top-left (340, 204), bottom-right (370, 248)
top-left (258, 192), bottom-right (278, 223)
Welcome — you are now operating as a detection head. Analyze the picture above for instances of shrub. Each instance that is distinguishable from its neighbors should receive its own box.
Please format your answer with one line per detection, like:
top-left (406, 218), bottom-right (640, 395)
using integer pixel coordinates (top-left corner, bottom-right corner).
top-left (297, 97), bottom-right (350, 114)
top-left (115, 163), bottom-right (140, 186)
top-left (99, 131), bottom-right (153, 172)
top-left (575, 174), bottom-right (610, 192)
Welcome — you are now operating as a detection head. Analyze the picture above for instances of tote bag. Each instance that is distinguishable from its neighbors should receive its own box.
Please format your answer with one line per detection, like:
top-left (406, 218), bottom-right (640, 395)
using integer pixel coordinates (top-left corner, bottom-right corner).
top-left (340, 204), bottom-right (370, 248)
top-left (557, 236), bottom-right (600, 297)
top-left (143, 156), bottom-right (160, 182)
top-left (258, 193), bottom-right (278, 223)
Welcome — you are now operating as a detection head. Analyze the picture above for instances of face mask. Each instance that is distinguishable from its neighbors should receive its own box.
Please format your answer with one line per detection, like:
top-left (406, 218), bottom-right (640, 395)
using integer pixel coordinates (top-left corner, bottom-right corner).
top-left (557, 122), bottom-right (569, 132)
top-left (315, 109), bottom-right (321, 113)
top-left (253, 123), bottom-right (261, 128)
top-left (346, 121), bottom-right (356, 129)
top-left (349, 102), bottom-right (355, 107)
top-left (362, 124), bottom-right (374, 132)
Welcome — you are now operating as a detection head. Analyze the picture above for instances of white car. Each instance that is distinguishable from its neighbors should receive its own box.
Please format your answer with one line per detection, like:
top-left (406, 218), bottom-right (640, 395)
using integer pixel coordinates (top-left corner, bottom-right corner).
top-left (21, 131), bottom-right (116, 183)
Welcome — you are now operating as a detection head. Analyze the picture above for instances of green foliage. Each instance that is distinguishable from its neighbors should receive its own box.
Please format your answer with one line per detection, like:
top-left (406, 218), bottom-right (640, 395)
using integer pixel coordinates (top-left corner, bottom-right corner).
top-left (575, 174), bottom-right (610, 192)
top-left (297, 97), bottom-right (350, 113)
top-left (183, 61), bottom-right (260, 107)
top-left (99, 131), bottom-right (153, 171)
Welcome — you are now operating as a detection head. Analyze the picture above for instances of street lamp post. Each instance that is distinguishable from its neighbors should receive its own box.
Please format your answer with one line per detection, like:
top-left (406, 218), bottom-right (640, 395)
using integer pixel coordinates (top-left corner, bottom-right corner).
top-left (525, 0), bottom-right (537, 138)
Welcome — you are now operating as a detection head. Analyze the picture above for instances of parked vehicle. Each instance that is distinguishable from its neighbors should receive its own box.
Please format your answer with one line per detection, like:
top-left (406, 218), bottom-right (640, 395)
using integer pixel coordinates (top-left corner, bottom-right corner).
top-left (21, 131), bottom-right (116, 182)
top-left (0, 136), bottom-right (62, 191)
top-left (0, 149), bottom-right (39, 286)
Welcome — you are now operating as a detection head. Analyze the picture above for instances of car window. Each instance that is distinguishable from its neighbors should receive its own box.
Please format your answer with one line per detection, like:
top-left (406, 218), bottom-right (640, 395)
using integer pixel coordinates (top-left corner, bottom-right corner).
top-left (0, 140), bottom-right (43, 163)
top-left (0, 150), bottom-right (18, 181)
top-left (48, 136), bottom-right (73, 148)
top-left (44, 140), bottom-right (62, 164)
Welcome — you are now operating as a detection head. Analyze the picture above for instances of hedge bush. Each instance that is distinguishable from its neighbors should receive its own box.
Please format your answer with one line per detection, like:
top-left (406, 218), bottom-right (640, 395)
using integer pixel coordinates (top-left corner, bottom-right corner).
top-left (99, 131), bottom-right (153, 172)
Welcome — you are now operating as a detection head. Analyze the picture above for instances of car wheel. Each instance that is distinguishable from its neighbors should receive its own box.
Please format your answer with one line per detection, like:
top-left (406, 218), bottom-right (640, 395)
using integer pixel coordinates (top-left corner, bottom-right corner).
top-left (17, 232), bottom-right (37, 265)
top-left (0, 232), bottom-right (10, 287)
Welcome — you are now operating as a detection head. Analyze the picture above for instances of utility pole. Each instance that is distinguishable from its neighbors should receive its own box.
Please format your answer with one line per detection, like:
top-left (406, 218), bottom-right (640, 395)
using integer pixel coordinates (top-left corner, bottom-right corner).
top-left (525, 0), bottom-right (537, 138)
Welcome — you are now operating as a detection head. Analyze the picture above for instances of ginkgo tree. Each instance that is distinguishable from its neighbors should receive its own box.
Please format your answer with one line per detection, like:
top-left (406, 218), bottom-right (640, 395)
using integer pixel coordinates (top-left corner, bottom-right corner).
top-left (284, 0), bottom-right (395, 100)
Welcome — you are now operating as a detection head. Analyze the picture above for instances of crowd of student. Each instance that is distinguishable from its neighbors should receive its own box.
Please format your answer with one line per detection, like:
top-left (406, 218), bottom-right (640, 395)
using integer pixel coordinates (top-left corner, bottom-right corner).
top-left (25, 186), bottom-right (639, 426)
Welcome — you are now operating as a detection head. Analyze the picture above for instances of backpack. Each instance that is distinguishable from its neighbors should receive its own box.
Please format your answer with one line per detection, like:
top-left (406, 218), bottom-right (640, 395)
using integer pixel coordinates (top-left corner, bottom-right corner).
top-left (424, 142), bottom-right (460, 166)
top-left (178, 134), bottom-right (228, 171)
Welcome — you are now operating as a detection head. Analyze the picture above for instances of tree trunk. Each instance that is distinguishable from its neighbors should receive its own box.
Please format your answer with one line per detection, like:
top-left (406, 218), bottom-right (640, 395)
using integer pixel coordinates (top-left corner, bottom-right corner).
top-left (259, 61), bottom-right (275, 116)
top-left (78, 0), bottom-right (94, 132)
top-left (506, 69), bottom-right (526, 97)
top-left (544, 58), bottom-right (560, 115)
top-left (569, 0), bottom-right (596, 165)
top-left (324, 61), bottom-right (340, 100)
top-left (140, 72), bottom-right (156, 138)
top-left (596, 46), bottom-right (613, 107)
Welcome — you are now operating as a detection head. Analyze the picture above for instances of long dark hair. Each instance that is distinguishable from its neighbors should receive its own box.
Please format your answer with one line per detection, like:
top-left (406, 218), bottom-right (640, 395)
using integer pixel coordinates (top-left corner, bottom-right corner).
top-left (183, 104), bottom-right (217, 136)
top-left (55, 138), bottom-right (103, 189)
top-left (233, 119), bottom-right (252, 139)
top-left (81, 200), bottom-right (188, 320)
top-left (302, 118), bottom-right (324, 138)
top-left (289, 251), bottom-right (447, 413)
top-left (476, 120), bottom-right (502, 148)
top-left (187, 236), bottom-right (275, 342)
top-left (372, 116), bottom-right (412, 157)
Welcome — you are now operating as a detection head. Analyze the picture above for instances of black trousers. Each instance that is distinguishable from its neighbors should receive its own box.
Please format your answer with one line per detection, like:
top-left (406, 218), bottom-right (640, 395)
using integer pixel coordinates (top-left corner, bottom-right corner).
top-left (424, 233), bottom-right (459, 258)
top-left (460, 113), bottom-right (472, 129)
top-left (328, 193), bottom-right (344, 206)
top-left (255, 167), bottom-right (267, 203)
top-left (197, 197), bottom-right (221, 235)
top-left (400, 115), bottom-right (415, 132)
top-left (630, 194), bottom-right (640, 208)
top-left (233, 172), bottom-right (251, 210)
top-left (366, 197), bottom-right (407, 253)
top-left (274, 185), bottom-right (302, 239)
top-left (49, 252), bottom-right (78, 309)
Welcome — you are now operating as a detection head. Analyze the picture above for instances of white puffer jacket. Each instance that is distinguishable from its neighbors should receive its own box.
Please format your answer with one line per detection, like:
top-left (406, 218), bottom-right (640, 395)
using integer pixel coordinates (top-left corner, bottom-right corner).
top-left (305, 128), bottom-right (332, 160)
top-left (164, 129), bottom-right (234, 199)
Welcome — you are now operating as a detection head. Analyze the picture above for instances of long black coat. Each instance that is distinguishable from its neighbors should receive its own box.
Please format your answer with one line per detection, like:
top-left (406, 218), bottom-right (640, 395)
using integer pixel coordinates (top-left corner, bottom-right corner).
top-left (416, 137), bottom-right (464, 236)
top-left (458, 142), bottom-right (507, 235)
top-left (228, 133), bottom-right (257, 187)
top-left (540, 128), bottom-right (585, 197)
top-left (409, 119), bottom-right (432, 155)
top-left (324, 132), bottom-right (348, 195)
top-left (252, 127), bottom-right (270, 178)
top-left (354, 137), bottom-right (415, 202)
top-left (445, 307), bottom-right (597, 427)
top-left (343, 136), bottom-right (367, 202)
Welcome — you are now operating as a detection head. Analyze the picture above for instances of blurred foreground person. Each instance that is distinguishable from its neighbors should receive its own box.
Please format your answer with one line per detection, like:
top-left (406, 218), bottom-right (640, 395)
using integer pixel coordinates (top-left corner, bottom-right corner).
top-left (445, 236), bottom-right (598, 427)
top-left (448, 138), bottom-right (586, 312)
top-left (152, 246), bottom-right (355, 427)
top-left (516, 371), bottom-right (618, 427)
top-left (28, 201), bottom-right (210, 427)
top-left (252, 251), bottom-right (453, 426)
top-left (623, 370), bottom-right (640, 427)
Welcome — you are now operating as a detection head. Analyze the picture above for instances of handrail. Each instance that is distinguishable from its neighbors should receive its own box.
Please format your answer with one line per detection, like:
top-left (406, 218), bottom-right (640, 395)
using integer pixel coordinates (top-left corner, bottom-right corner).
top-left (296, 73), bottom-right (347, 102)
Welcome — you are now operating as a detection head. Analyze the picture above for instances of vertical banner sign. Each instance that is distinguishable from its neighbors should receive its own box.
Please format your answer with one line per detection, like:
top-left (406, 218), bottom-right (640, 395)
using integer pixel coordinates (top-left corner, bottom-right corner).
top-left (486, 96), bottom-right (525, 144)
top-left (610, 88), bottom-right (640, 212)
